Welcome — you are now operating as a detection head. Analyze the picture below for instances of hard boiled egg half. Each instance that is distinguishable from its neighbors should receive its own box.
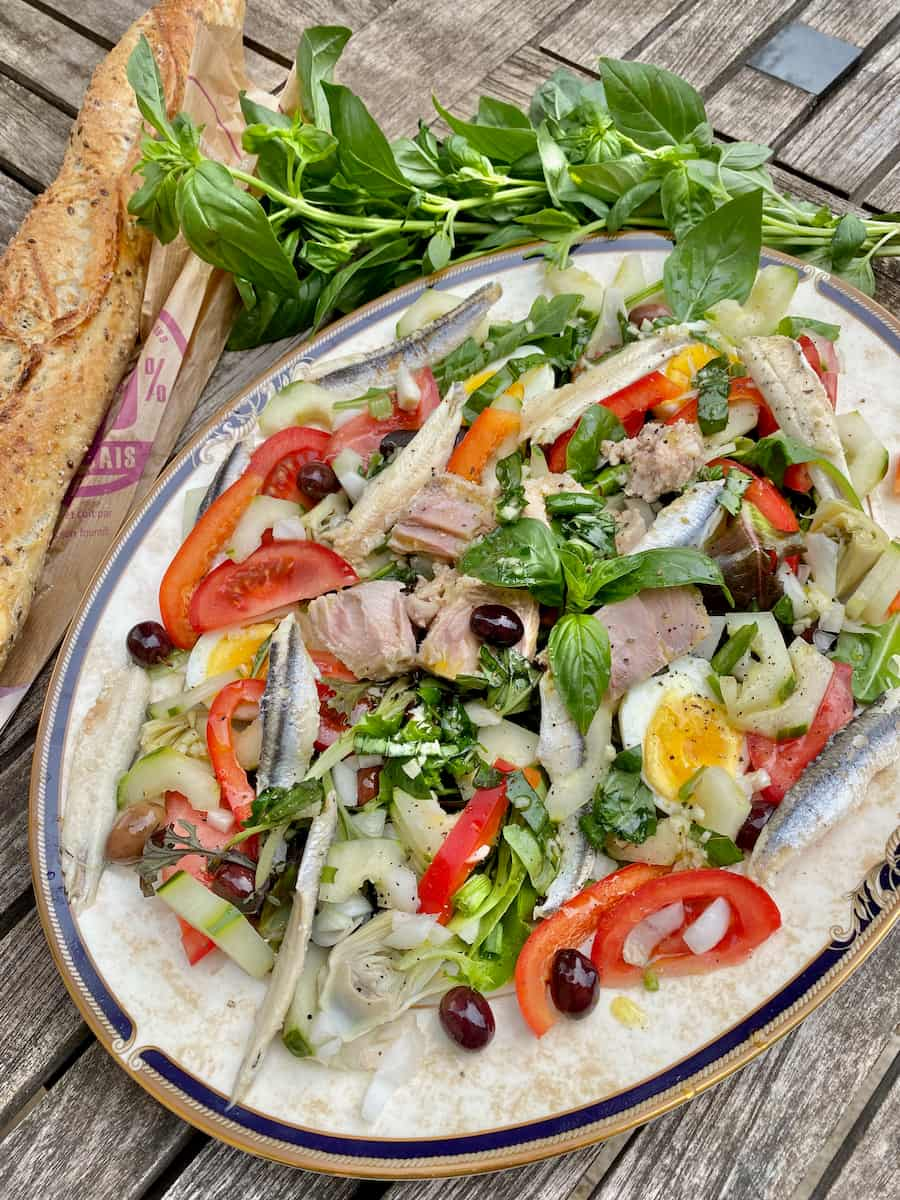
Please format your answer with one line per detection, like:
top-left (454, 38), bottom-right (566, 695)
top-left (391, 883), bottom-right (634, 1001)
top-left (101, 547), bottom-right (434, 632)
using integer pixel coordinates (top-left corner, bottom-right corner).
top-left (464, 345), bottom-right (554, 408)
top-left (185, 621), bottom-right (276, 687)
top-left (618, 657), bottom-right (748, 813)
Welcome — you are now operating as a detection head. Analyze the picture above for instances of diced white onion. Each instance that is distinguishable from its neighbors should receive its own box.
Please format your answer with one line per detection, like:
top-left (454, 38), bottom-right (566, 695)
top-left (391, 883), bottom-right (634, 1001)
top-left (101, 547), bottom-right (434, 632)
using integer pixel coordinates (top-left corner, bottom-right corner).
top-left (332, 448), bottom-right (367, 502)
top-left (463, 700), bottom-right (502, 727)
top-left (395, 362), bottom-right (421, 411)
top-left (384, 911), bottom-right (453, 949)
top-left (205, 808), bottom-right (235, 833)
top-left (622, 900), bottom-right (685, 967)
top-left (356, 754), bottom-right (382, 769)
top-left (683, 896), bottom-right (732, 955)
top-left (352, 806), bottom-right (387, 838)
top-left (376, 865), bottom-right (419, 913)
top-left (272, 515), bottom-right (308, 541)
top-left (818, 599), bottom-right (845, 634)
top-left (331, 758), bottom-right (359, 809)
top-left (777, 563), bottom-right (814, 618)
top-left (805, 533), bottom-right (839, 599)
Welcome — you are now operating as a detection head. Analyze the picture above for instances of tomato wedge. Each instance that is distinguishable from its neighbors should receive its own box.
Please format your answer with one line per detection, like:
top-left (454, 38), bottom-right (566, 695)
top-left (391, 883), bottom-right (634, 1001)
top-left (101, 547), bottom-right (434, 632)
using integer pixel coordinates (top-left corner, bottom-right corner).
top-left (418, 779), bottom-right (510, 922)
top-left (164, 790), bottom-right (234, 965)
top-left (711, 458), bottom-right (799, 534)
top-left (447, 407), bottom-right (520, 481)
top-left (325, 368), bottom-right (441, 464)
top-left (591, 869), bottom-right (781, 985)
top-left (798, 333), bottom-right (838, 408)
top-left (189, 540), bottom-right (358, 633)
top-left (257, 426), bottom-right (331, 507)
top-left (311, 649), bottom-right (357, 682)
top-left (515, 863), bottom-right (667, 1037)
top-left (747, 661), bottom-right (854, 804)
top-left (664, 377), bottom-right (768, 429)
top-left (206, 678), bottom-right (265, 825)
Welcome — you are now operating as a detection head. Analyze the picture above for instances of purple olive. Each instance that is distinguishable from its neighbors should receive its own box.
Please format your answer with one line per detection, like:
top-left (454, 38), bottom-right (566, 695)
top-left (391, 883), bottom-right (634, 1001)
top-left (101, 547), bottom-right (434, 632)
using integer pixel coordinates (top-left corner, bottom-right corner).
top-left (126, 621), bottom-right (174, 667)
top-left (550, 949), bottom-right (599, 1018)
top-left (439, 986), bottom-right (496, 1050)
top-left (469, 604), bottom-right (524, 647)
top-left (737, 799), bottom-right (776, 851)
top-left (628, 302), bottom-right (672, 325)
top-left (297, 460), bottom-right (341, 501)
top-left (212, 863), bottom-right (257, 907)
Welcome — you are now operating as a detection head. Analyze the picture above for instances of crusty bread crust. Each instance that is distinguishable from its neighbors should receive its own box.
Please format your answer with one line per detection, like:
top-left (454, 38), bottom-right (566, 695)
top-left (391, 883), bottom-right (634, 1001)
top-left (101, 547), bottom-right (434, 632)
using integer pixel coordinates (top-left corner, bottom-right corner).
top-left (0, 0), bottom-right (244, 668)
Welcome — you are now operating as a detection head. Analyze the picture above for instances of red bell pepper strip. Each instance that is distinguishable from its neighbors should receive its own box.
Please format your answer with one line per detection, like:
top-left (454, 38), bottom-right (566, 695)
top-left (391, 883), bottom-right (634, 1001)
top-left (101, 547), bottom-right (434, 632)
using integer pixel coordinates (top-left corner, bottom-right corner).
top-left (664, 377), bottom-right (770, 429)
top-left (747, 662), bottom-right (854, 803)
top-left (515, 864), bottom-right (668, 1036)
top-left (784, 463), bottom-right (813, 493)
top-left (447, 408), bottom-right (520, 481)
top-left (711, 458), bottom-right (799, 534)
top-left (590, 869), bottom-right (782, 986)
top-left (206, 678), bottom-right (265, 825)
top-left (310, 649), bottom-right (357, 682)
top-left (418, 779), bottom-right (510, 922)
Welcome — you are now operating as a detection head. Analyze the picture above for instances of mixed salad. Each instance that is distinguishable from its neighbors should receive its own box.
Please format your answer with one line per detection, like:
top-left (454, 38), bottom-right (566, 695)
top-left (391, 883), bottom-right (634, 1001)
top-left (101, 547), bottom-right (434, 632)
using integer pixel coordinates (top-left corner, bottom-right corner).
top-left (94, 251), bottom-right (900, 1112)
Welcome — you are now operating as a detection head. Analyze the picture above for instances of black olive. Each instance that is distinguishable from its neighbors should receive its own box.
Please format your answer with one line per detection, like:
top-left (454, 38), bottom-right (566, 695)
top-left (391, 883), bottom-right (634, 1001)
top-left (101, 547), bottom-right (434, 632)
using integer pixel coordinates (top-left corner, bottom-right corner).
top-left (379, 429), bottom-right (418, 457)
top-left (297, 460), bottom-right (341, 500)
top-left (439, 986), bottom-right (496, 1050)
top-left (550, 949), bottom-right (599, 1018)
top-left (126, 621), bottom-right (174, 666)
top-left (469, 604), bottom-right (524, 647)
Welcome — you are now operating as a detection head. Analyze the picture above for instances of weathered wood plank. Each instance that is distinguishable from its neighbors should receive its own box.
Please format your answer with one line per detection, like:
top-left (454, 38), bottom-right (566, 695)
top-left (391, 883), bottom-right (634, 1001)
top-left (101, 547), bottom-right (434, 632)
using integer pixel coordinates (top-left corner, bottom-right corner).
top-left (0, 743), bottom-right (35, 914)
top-left (0, 0), bottom-right (106, 113)
top-left (780, 35), bottom-right (900, 201)
top-left (592, 933), bottom-right (900, 1200)
top-left (707, 0), bottom-right (900, 152)
top-left (157, 1139), bottom-right (361, 1200)
top-left (331, 0), bottom-right (581, 140)
top-left (0, 907), bottom-right (86, 1130)
top-left (866, 158), bottom-right (900, 211)
top-left (446, 44), bottom-right (562, 122)
top-left (0, 73), bottom-right (72, 189)
top-left (0, 170), bottom-right (33, 252)
top-left (0, 1041), bottom-right (191, 1200)
top-left (823, 1051), bottom-right (900, 1200)
top-left (539, 0), bottom-right (684, 66)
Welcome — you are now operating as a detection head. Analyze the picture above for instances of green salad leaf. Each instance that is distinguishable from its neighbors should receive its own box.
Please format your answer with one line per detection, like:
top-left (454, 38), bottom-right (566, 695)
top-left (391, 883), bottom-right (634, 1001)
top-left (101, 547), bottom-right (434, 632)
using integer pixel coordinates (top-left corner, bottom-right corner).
top-left (832, 615), bottom-right (900, 703)
top-left (581, 747), bottom-right (657, 847)
top-left (664, 191), bottom-right (763, 321)
top-left (548, 613), bottom-right (611, 734)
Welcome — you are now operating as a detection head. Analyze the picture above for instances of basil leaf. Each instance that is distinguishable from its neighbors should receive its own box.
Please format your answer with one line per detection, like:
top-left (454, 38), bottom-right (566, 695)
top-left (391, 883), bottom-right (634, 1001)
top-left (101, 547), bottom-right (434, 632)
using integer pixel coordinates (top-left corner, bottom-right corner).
top-left (581, 749), bottom-right (656, 847)
top-left (228, 279), bottom-right (320, 351)
top-left (831, 213), bottom-right (867, 272)
top-left (298, 26), bottom-right (351, 131)
top-left (425, 228), bottom-right (452, 272)
top-left (324, 82), bottom-right (410, 196)
top-left (718, 141), bottom-right (772, 170)
top-left (607, 178), bottom-right (662, 234)
top-left (313, 236), bottom-right (410, 329)
top-left (690, 824), bottom-right (743, 866)
top-left (660, 165), bottom-right (715, 240)
top-left (127, 35), bottom-right (176, 141)
top-left (128, 162), bottom-right (180, 243)
top-left (548, 614), bottom-right (611, 734)
top-left (477, 96), bottom-right (532, 129)
top-left (832, 614), bottom-right (900, 703)
top-left (570, 155), bottom-right (648, 202)
top-left (462, 645), bottom-right (541, 717)
top-left (176, 162), bottom-right (299, 297)
top-left (566, 403), bottom-right (625, 481)
top-left (459, 518), bottom-right (564, 607)
top-left (599, 58), bottom-right (706, 149)
top-left (433, 97), bottom-right (537, 162)
top-left (663, 190), bottom-right (763, 321)
top-left (836, 254), bottom-right (875, 297)
top-left (776, 316), bottom-right (841, 341)
top-left (589, 548), bottom-right (732, 606)
top-left (392, 134), bottom-right (444, 188)
top-left (536, 122), bottom-right (569, 207)
top-left (496, 450), bottom-right (526, 524)
top-left (695, 354), bottom-right (730, 435)
top-left (727, 432), bottom-right (819, 488)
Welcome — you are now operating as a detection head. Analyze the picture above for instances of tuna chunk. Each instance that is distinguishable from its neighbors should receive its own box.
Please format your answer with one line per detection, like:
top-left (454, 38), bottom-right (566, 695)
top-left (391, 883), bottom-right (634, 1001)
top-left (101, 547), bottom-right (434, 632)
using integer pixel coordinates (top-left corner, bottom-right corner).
top-left (596, 586), bottom-right (710, 701)
top-left (602, 420), bottom-right (705, 503)
top-left (522, 471), bottom-right (586, 524)
top-left (306, 581), bottom-right (417, 680)
top-left (389, 474), bottom-right (495, 560)
top-left (418, 575), bottom-right (539, 679)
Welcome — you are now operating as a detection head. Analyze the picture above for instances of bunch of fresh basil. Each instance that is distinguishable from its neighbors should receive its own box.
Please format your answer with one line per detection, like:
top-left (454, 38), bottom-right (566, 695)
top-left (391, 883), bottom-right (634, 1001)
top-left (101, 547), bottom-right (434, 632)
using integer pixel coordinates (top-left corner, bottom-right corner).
top-left (125, 28), bottom-right (898, 350)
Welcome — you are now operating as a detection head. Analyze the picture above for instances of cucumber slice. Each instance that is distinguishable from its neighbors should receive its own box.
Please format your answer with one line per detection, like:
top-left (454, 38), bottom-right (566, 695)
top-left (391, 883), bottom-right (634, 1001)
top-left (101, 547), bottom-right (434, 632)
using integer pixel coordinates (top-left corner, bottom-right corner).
top-left (544, 264), bottom-right (605, 315)
top-left (157, 870), bottom-right (274, 978)
top-left (396, 289), bottom-right (491, 341)
top-left (612, 253), bottom-right (646, 298)
top-left (147, 668), bottom-right (241, 719)
top-left (689, 766), bottom-right (751, 840)
top-left (476, 719), bottom-right (539, 768)
top-left (724, 638), bottom-right (833, 738)
top-left (319, 838), bottom-right (407, 904)
top-left (846, 540), bottom-right (900, 624)
top-left (258, 381), bottom-right (335, 435)
top-left (228, 495), bottom-right (302, 561)
top-left (709, 265), bottom-right (799, 339)
top-left (836, 410), bottom-right (889, 498)
top-left (723, 612), bottom-right (794, 714)
top-left (116, 747), bottom-right (220, 812)
top-left (283, 941), bottom-right (327, 1056)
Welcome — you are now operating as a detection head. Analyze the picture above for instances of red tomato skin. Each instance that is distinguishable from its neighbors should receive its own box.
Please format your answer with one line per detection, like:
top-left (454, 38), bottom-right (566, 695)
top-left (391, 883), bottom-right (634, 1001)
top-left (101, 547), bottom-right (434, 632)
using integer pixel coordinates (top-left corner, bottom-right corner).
top-left (747, 662), bottom-right (854, 803)
top-left (163, 791), bottom-right (234, 966)
top-left (798, 334), bottom-right (838, 407)
top-left (310, 649), bottom-right (357, 682)
top-left (784, 463), bottom-right (813, 493)
top-left (206, 679), bottom-right (265, 825)
top-left (325, 368), bottom-right (440, 465)
top-left (590, 869), bottom-right (781, 986)
top-left (547, 425), bottom-right (577, 473)
top-left (418, 782), bottom-right (510, 922)
top-left (189, 541), bottom-right (358, 632)
top-left (515, 864), bottom-right (668, 1037)
top-left (711, 458), bottom-right (799, 533)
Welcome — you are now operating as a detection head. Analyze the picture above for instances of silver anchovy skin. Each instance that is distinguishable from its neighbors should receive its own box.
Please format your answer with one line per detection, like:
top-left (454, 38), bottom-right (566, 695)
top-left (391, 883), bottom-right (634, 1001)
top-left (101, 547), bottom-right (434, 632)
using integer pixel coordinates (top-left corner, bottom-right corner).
top-left (534, 814), bottom-right (594, 919)
top-left (306, 282), bottom-right (502, 395)
top-left (751, 688), bottom-right (900, 882)
top-left (257, 614), bottom-right (320, 793)
top-left (196, 441), bottom-right (251, 521)
top-left (633, 479), bottom-right (726, 552)
top-left (537, 672), bottom-right (584, 780)
top-left (231, 789), bottom-right (337, 1105)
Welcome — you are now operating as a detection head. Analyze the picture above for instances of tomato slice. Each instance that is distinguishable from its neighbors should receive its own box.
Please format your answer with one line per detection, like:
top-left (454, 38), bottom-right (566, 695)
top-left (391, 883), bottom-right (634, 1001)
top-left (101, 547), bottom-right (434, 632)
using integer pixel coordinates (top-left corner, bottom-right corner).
top-left (447, 408), bottom-right (520, 482)
top-left (747, 662), bottom-right (854, 803)
top-left (189, 540), bottom-right (358, 633)
top-left (664, 378), bottom-right (769, 430)
top-left (798, 334), bottom-right (838, 408)
top-left (206, 678), bottom-right (265, 825)
top-left (418, 780), bottom-right (510, 922)
top-left (515, 864), bottom-right (667, 1037)
top-left (591, 869), bottom-right (781, 985)
top-left (784, 463), bottom-right (813, 493)
top-left (712, 458), bottom-right (799, 534)
top-left (310, 649), bottom-right (357, 682)
top-left (257, 427), bottom-right (331, 508)
top-left (325, 368), bottom-right (441, 465)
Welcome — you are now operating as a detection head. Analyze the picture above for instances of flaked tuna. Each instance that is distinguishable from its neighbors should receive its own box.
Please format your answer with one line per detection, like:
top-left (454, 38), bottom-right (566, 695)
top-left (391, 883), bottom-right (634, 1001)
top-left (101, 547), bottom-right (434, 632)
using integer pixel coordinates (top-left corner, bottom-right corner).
top-left (389, 474), bottom-right (495, 560)
top-left (306, 581), bottom-right (417, 680)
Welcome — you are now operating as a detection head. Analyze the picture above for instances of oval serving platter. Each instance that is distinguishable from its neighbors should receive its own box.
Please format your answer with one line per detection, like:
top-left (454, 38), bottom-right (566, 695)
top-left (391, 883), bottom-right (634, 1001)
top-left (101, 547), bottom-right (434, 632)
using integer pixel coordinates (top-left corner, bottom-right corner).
top-left (31, 233), bottom-right (900, 1177)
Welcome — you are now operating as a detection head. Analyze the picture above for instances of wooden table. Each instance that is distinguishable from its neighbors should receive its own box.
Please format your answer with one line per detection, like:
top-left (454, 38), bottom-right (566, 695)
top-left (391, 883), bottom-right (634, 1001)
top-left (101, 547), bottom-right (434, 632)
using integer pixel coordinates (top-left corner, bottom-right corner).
top-left (1, 1), bottom-right (899, 1196)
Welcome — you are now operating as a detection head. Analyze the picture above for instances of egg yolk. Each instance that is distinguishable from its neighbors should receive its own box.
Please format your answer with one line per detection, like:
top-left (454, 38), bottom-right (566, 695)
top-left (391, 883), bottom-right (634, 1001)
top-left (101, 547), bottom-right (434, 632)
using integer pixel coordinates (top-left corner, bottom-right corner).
top-left (463, 367), bottom-right (497, 394)
top-left (643, 693), bottom-right (743, 801)
top-left (206, 622), bottom-right (275, 676)
top-left (664, 343), bottom-right (720, 390)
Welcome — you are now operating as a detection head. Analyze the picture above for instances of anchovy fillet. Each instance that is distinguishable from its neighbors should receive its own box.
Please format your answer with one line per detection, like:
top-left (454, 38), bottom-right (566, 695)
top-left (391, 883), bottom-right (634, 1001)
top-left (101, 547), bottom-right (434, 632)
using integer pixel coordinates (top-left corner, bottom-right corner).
top-left (520, 327), bottom-right (693, 444)
top-left (741, 335), bottom-right (849, 499)
top-left (231, 789), bottom-right (337, 1105)
top-left (61, 665), bottom-right (150, 912)
top-left (534, 814), bottom-right (595, 919)
top-left (306, 282), bottom-right (502, 396)
top-left (751, 688), bottom-right (900, 882)
top-left (196, 441), bottom-right (251, 522)
top-left (329, 385), bottom-right (466, 566)
top-left (257, 614), bottom-right (320, 793)
top-left (633, 479), bottom-right (726, 552)
top-left (540, 672), bottom-right (614, 825)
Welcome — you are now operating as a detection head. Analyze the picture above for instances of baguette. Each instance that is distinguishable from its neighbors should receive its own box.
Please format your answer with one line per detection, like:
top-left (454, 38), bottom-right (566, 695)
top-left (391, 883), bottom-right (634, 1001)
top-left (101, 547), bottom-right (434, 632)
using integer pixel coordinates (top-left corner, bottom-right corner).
top-left (0, 0), bottom-right (245, 669)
